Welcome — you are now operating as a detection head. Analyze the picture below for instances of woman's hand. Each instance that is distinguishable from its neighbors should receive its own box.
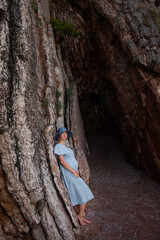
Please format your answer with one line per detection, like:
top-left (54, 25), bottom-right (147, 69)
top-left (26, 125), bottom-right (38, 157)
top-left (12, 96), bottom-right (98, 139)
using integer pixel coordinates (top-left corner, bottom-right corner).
top-left (58, 155), bottom-right (80, 178)
top-left (73, 170), bottom-right (80, 178)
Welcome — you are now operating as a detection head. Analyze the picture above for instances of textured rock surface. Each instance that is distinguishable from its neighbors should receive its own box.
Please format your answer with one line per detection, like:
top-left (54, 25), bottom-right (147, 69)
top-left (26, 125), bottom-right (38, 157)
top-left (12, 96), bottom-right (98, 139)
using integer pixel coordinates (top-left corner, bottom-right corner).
top-left (0, 0), bottom-right (160, 239)
top-left (0, 0), bottom-right (87, 239)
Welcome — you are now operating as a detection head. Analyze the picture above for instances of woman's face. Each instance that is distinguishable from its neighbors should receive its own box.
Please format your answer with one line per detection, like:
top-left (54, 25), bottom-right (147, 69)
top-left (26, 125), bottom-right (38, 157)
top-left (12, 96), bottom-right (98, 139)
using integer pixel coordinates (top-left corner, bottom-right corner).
top-left (59, 131), bottom-right (67, 140)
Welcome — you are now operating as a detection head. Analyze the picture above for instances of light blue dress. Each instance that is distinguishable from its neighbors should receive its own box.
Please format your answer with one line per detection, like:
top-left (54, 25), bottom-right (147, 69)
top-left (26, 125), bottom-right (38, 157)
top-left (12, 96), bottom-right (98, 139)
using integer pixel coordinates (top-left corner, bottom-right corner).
top-left (53, 143), bottom-right (94, 206)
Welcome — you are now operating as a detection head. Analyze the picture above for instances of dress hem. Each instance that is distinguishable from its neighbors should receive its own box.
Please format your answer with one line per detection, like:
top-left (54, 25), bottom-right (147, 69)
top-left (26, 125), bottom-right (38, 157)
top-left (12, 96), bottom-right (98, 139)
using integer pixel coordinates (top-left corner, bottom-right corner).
top-left (72, 196), bottom-right (94, 206)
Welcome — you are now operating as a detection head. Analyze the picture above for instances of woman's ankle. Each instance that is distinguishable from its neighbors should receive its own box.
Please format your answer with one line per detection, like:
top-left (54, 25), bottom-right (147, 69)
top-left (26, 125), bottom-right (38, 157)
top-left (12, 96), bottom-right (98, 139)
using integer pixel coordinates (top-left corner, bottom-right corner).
top-left (77, 214), bottom-right (84, 218)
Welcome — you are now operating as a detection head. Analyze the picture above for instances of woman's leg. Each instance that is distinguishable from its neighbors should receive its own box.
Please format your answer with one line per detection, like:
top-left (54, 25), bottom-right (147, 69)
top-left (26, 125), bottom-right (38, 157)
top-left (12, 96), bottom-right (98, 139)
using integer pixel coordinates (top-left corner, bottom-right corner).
top-left (74, 204), bottom-right (86, 216)
top-left (79, 202), bottom-right (86, 217)
top-left (77, 203), bottom-right (87, 226)
top-left (77, 202), bottom-right (92, 225)
top-left (73, 204), bottom-right (80, 215)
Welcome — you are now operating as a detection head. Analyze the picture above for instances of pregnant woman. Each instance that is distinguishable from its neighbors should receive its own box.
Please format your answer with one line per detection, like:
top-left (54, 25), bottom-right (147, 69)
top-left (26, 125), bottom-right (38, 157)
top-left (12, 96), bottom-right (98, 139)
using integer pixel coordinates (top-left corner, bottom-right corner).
top-left (53, 126), bottom-right (94, 226)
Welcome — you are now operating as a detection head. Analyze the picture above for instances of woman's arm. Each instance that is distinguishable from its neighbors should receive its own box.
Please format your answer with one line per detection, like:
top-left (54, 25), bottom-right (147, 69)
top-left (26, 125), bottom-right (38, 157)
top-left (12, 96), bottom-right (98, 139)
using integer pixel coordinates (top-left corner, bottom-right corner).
top-left (58, 155), bottom-right (80, 177)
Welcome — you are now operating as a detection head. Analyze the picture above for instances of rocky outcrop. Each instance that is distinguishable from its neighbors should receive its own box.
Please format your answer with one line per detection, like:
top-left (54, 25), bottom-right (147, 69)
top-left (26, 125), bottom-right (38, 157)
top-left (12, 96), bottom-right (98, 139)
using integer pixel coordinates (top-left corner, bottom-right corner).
top-left (60, 0), bottom-right (160, 182)
top-left (0, 0), bottom-right (160, 239)
top-left (0, 0), bottom-right (88, 239)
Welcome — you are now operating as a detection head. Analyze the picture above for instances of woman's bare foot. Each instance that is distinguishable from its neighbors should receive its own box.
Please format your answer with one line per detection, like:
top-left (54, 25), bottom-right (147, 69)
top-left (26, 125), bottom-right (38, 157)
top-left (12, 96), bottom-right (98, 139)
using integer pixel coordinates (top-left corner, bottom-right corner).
top-left (77, 215), bottom-right (87, 226)
top-left (83, 218), bottom-right (92, 224)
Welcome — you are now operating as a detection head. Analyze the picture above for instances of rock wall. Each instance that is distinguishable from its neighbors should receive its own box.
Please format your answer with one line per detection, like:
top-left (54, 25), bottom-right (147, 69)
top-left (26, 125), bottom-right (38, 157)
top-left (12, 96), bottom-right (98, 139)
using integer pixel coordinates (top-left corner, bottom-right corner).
top-left (0, 0), bottom-right (160, 239)
top-left (0, 0), bottom-right (89, 239)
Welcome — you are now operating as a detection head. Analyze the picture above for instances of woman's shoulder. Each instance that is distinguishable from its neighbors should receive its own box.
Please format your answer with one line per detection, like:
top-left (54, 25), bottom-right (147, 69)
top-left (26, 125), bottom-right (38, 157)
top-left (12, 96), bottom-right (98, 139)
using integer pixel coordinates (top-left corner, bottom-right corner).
top-left (56, 143), bottom-right (66, 147)
top-left (53, 143), bottom-right (61, 150)
top-left (54, 143), bottom-right (62, 146)
top-left (53, 143), bottom-right (69, 155)
top-left (56, 143), bottom-right (70, 148)
top-left (54, 143), bottom-right (63, 149)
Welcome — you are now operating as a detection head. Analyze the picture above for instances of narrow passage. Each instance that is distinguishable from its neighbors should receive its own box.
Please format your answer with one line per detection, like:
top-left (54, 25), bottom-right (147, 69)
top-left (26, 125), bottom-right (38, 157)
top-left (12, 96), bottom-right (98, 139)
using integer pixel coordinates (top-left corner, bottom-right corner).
top-left (77, 133), bottom-right (160, 240)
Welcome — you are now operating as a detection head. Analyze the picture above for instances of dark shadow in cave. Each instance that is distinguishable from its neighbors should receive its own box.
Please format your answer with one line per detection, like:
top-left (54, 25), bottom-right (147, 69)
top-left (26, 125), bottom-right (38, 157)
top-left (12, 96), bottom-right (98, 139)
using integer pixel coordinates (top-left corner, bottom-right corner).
top-left (78, 88), bottom-right (127, 160)
top-left (155, 0), bottom-right (160, 7)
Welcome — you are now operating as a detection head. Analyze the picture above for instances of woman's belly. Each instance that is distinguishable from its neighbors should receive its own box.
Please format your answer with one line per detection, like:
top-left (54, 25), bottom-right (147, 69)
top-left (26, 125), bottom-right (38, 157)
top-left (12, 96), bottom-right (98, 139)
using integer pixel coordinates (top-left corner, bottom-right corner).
top-left (60, 156), bottom-right (78, 171)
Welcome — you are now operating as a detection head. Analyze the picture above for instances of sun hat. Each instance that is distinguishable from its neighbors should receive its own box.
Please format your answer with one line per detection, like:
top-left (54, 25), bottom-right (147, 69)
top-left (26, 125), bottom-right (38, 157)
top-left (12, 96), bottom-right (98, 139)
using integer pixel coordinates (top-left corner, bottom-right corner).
top-left (54, 126), bottom-right (72, 141)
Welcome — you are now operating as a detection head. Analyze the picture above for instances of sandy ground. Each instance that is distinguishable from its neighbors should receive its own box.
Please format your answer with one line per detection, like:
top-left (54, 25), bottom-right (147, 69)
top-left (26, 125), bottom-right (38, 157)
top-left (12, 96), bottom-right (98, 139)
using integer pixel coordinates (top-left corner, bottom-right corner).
top-left (76, 133), bottom-right (160, 240)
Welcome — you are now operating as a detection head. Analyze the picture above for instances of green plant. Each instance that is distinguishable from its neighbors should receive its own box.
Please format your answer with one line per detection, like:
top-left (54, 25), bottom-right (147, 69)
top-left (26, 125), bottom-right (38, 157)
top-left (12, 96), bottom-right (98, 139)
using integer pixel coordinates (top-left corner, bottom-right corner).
top-left (36, 19), bottom-right (42, 27)
top-left (55, 101), bottom-right (63, 115)
top-left (32, 2), bottom-right (38, 11)
top-left (67, 81), bottom-right (74, 102)
top-left (50, 17), bottom-right (82, 38)
top-left (142, 13), bottom-right (152, 27)
top-left (42, 99), bottom-right (49, 109)
top-left (56, 90), bottom-right (62, 98)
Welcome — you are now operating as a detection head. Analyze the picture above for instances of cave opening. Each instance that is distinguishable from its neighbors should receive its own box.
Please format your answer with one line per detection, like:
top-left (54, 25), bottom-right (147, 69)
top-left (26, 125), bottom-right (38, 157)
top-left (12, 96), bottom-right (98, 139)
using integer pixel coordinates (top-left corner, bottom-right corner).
top-left (75, 23), bottom-right (127, 173)
top-left (58, 0), bottom-right (160, 182)
top-left (61, 3), bottom-right (129, 165)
